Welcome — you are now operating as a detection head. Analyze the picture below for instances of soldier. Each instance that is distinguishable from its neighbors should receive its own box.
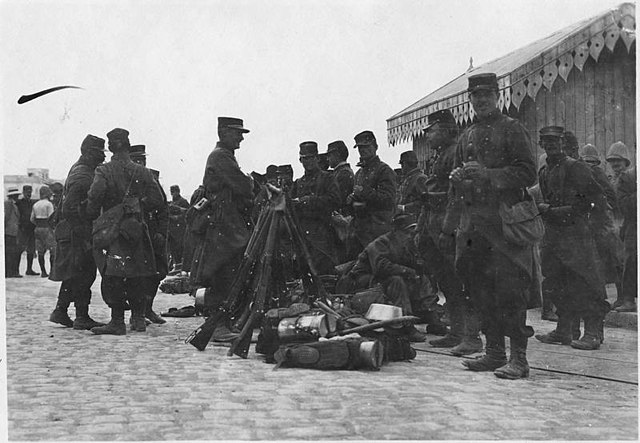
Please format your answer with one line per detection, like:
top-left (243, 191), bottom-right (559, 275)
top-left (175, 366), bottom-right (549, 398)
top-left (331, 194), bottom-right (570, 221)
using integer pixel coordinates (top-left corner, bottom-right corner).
top-left (290, 141), bottom-right (341, 275)
top-left (339, 213), bottom-right (427, 342)
top-left (615, 167), bottom-right (636, 312)
top-left (396, 150), bottom-right (427, 216)
top-left (606, 141), bottom-right (631, 230)
top-left (130, 144), bottom-right (169, 325)
top-left (190, 117), bottom-right (254, 342)
top-left (418, 109), bottom-right (482, 354)
top-left (326, 140), bottom-right (354, 213)
top-left (49, 135), bottom-right (107, 329)
top-left (167, 184), bottom-right (189, 270)
top-left (5, 187), bottom-right (22, 278)
top-left (317, 152), bottom-right (330, 172)
top-left (86, 128), bottom-right (165, 335)
top-left (442, 73), bottom-right (537, 379)
top-left (534, 126), bottom-right (609, 350)
top-left (347, 130), bottom-right (396, 256)
top-left (30, 185), bottom-right (56, 277)
top-left (16, 184), bottom-right (37, 275)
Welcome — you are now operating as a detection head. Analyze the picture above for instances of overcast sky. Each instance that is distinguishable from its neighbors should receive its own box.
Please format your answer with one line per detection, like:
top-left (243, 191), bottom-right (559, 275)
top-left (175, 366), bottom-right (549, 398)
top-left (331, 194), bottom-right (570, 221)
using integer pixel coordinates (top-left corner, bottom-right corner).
top-left (1, 0), bottom-right (625, 196)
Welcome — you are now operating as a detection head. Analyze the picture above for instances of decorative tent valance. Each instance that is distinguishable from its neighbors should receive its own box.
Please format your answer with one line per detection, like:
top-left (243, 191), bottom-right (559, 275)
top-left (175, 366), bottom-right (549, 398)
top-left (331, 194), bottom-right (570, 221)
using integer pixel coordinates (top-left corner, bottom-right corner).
top-left (387, 3), bottom-right (636, 146)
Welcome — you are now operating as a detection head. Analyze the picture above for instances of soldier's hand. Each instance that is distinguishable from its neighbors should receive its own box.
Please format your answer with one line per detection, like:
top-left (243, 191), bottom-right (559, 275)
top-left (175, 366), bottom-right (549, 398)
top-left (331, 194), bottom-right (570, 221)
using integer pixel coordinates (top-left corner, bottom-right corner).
top-left (462, 161), bottom-right (488, 181)
top-left (438, 231), bottom-right (455, 251)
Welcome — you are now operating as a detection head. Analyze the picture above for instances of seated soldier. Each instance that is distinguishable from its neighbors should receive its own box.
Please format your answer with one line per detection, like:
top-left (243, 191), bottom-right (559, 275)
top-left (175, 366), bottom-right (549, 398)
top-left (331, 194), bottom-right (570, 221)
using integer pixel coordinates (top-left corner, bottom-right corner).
top-left (336, 213), bottom-right (427, 342)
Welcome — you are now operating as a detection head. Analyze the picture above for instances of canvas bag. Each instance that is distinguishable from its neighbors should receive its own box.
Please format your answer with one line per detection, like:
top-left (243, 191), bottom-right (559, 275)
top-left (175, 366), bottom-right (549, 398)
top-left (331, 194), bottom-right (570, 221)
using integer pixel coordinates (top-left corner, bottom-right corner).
top-left (92, 169), bottom-right (138, 249)
top-left (498, 190), bottom-right (545, 246)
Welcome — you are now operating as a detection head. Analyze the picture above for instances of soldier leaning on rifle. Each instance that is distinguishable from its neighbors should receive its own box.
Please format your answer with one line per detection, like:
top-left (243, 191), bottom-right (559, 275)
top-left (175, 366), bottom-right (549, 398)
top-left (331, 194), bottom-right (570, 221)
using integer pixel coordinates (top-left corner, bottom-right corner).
top-left (346, 130), bottom-right (396, 258)
top-left (290, 141), bottom-right (341, 275)
top-left (49, 135), bottom-right (107, 330)
top-left (534, 126), bottom-right (609, 350)
top-left (189, 117), bottom-right (254, 342)
top-left (417, 109), bottom-right (482, 354)
top-left (129, 144), bottom-right (169, 326)
top-left (396, 150), bottom-right (448, 336)
top-left (86, 128), bottom-right (165, 335)
top-left (442, 73), bottom-right (538, 380)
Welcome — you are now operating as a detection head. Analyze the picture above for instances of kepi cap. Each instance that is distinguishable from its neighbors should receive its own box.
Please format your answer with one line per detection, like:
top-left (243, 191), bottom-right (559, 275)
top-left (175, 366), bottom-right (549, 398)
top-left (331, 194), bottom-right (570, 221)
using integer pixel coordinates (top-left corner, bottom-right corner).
top-left (129, 144), bottom-right (147, 157)
top-left (539, 126), bottom-right (565, 139)
top-left (218, 117), bottom-right (250, 133)
top-left (354, 130), bottom-right (377, 148)
top-left (468, 73), bottom-right (498, 93)
top-left (424, 109), bottom-right (457, 131)
top-left (299, 141), bottom-right (318, 158)
top-left (80, 134), bottom-right (106, 154)
top-left (399, 150), bottom-right (418, 165)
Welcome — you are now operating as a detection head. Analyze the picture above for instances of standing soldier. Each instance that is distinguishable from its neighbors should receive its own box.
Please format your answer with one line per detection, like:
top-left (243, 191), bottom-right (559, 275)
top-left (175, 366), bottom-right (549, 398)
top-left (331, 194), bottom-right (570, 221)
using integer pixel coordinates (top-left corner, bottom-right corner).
top-left (418, 109), bottom-right (482, 354)
top-left (16, 185), bottom-right (37, 276)
top-left (5, 187), bottom-right (22, 278)
top-left (290, 141), bottom-right (341, 275)
top-left (167, 185), bottom-right (189, 271)
top-left (534, 126), bottom-right (609, 350)
top-left (130, 144), bottom-right (169, 325)
top-left (442, 73), bottom-right (537, 379)
top-left (190, 117), bottom-right (254, 342)
top-left (606, 141), bottom-right (631, 230)
top-left (326, 140), bottom-right (354, 214)
top-left (86, 128), bottom-right (165, 335)
top-left (49, 135), bottom-right (107, 329)
top-left (347, 130), bottom-right (396, 256)
top-left (615, 167), bottom-right (637, 312)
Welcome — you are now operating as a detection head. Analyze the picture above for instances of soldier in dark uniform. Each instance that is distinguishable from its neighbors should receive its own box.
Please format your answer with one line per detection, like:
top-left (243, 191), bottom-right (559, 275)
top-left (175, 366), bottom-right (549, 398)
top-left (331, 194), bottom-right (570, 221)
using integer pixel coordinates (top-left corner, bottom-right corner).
top-left (190, 117), bottom-right (254, 342)
top-left (347, 130), bottom-right (396, 256)
top-left (442, 73), bottom-right (537, 379)
top-left (339, 213), bottom-right (426, 342)
top-left (167, 185), bottom-right (189, 270)
top-left (129, 144), bottom-right (169, 325)
top-left (49, 135), bottom-right (107, 329)
top-left (16, 185), bottom-right (37, 275)
top-left (418, 109), bottom-right (482, 354)
top-left (290, 141), bottom-right (341, 275)
top-left (326, 140), bottom-right (354, 214)
top-left (615, 167), bottom-right (637, 312)
top-left (534, 126), bottom-right (609, 350)
top-left (86, 128), bottom-right (165, 335)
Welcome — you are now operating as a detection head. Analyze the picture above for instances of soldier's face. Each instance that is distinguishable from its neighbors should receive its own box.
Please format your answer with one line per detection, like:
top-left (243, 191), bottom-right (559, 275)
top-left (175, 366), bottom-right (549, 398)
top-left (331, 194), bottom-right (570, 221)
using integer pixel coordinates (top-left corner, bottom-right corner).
top-left (327, 151), bottom-right (340, 168)
top-left (221, 128), bottom-right (244, 149)
top-left (87, 149), bottom-right (106, 166)
top-left (608, 159), bottom-right (627, 174)
top-left (300, 155), bottom-right (319, 173)
top-left (540, 137), bottom-right (563, 160)
top-left (23, 188), bottom-right (32, 199)
top-left (470, 89), bottom-right (498, 119)
top-left (357, 144), bottom-right (376, 161)
top-left (426, 124), bottom-right (449, 149)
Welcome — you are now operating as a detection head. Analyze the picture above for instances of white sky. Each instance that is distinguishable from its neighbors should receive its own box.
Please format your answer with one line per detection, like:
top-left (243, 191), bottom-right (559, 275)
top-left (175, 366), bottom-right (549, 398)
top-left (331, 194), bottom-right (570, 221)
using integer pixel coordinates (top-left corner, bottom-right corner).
top-left (0, 0), bottom-right (626, 197)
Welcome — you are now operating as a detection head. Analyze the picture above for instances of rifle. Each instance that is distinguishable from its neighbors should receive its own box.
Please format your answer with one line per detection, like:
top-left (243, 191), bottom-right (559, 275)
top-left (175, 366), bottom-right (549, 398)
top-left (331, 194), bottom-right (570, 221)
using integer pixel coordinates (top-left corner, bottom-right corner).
top-left (328, 315), bottom-right (419, 337)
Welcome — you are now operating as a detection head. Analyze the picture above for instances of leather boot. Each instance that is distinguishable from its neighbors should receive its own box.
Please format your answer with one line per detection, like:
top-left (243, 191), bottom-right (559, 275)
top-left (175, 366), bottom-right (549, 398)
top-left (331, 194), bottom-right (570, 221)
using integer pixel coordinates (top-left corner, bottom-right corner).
top-left (535, 313), bottom-right (572, 345)
top-left (211, 313), bottom-right (240, 342)
top-left (145, 295), bottom-right (166, 324)
top-left (430, 303), bottom-right (462, 348)
top-left (423, 310), bottom-right (448, 336)
top-left (541, 293), bottom-right (558, 322)
top-left (406, 326), bottom-right (426, 343)
top-left (571, 315), bottom-right (581, 340)
top-left (494, 337), bottom-right (530, 379)
top-left (571, 315), bottom-right (602, 350)
top-left (462, 334), bottom-right (507, 371)
top-left (49, 304), bottom-right (73, 327)
top-left (37, 255), bottom-right (48, 277)
top-left (91, 307), bottom-right (126, 335)
top-left (73, 304), bottom-right (106, 330)
top-left (129, 299), bottom-right (147, 332)
top-left (26, 253), bottom-right (38, 275)
top-left (450, 308), bottom-right (483, 356)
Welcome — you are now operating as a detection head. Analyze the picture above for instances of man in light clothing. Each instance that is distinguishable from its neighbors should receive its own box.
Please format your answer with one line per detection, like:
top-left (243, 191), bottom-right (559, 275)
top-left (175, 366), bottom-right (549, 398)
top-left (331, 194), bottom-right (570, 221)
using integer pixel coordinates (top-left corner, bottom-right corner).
top-left (30, 185), bottom-right (56, 277)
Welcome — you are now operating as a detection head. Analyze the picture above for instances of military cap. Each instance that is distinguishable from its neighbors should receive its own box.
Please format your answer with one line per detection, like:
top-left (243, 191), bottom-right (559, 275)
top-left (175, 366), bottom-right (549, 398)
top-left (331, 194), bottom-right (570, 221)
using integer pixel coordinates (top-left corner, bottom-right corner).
top-left (580, 144), bottom-right (601, 165)
top-left (129, 144), bottom-right (148, 157)
top-left (266, 164), bottom-right (278, 178)
top-left (7, 187), bottom-right (20, 197)
top-left (80, 134), bottom-right (106, 154)
top-left (299, 141), bottom-right (318, 158)
top-left (170, 185), bottom-right (180, 192)
top-left (354, 130), bottom-right (377, 148)
top-left (50, 182), bottom-right (63, 193)
top-left (22, 185), bottom-right (32, 191)
top-left (606, 142), bottom-right (631, 167)
top-left (539, 126), bottom-right (565, 139)
top-left (107, 128), bottom-right (130, 142)
top-left (467, 73), bottom-right (498, 93)
top-left (218, 117), bottom-right (250, 133)
top-left (392, 213), bottom-right (417, 231)
top-left (277, 164), bottom-right (294, 177)
top-left (399, 150), bottom-right (418, 165)
top-left (327, 140), bottom-right (349, 162)
top-left (424, 109), bottom-right (457, 131)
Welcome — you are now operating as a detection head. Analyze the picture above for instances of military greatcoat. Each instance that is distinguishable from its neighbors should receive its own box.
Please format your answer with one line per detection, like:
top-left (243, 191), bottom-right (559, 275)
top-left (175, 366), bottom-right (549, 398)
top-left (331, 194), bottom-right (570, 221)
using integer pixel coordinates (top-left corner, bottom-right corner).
top-left (397, 167), bottom-right (428, 215)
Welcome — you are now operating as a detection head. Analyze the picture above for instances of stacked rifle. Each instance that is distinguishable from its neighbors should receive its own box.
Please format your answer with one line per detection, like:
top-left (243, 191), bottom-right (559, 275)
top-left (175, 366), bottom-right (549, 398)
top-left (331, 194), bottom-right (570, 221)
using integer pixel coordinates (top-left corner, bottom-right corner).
top-left (185, 185), bottom-right (329, 358)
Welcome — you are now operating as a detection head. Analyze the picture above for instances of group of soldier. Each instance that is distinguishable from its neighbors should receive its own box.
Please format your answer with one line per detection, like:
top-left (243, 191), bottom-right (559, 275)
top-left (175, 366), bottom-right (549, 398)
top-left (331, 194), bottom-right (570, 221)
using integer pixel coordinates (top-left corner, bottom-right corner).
top-left (3, 71), bottom-right (636, 381)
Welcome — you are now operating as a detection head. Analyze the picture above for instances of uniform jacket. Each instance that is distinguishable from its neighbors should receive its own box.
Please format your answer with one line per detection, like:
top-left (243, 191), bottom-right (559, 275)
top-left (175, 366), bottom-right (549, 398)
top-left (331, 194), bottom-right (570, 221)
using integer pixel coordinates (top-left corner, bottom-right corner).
top-left (443, 110), bottom-right (537, 279)
top-left (86, 154), bottom-right (164, 278)
top-left (145, 175), bottom-right (170, 278)
top-left (352, 156), bottom-right (397, 245)
top-left (332, 162), bottom-right (355, 212)
top-left (539, 155), bottom-right (606, 290)
top-left (50, 157), bottom-right (98, 281)
top-left (617, 168), bottom-right (636, 254)
top-left (351, 230), bottom-right (418, 281)
top-left (190, 143), bottom-right (254, 286)
top-left (16, 198), bottom-right (36, 232)
top-left (397, 168), bottom-right (428, 215)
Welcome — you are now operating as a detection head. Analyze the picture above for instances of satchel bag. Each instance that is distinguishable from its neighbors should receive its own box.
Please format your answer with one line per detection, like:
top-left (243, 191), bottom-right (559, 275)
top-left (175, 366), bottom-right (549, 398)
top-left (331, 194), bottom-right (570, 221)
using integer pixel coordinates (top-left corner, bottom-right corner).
top-left (92, 203), bottom-right (125, 249)
top-left (498, 193), bottom-right (545, 246)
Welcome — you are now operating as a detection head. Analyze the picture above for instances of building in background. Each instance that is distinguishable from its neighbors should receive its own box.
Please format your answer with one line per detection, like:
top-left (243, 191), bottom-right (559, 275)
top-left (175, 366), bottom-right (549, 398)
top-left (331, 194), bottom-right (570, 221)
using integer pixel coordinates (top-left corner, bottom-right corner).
top-left (4, 169), bottom-right (65, 197)
top-left (387, 2), bottom-right (636, 175)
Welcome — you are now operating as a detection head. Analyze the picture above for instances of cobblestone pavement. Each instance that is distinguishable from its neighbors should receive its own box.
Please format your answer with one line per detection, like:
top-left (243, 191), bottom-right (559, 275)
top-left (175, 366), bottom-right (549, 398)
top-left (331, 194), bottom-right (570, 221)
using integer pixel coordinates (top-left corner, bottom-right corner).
top-left (3, 272), bottom-right (638, 441)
